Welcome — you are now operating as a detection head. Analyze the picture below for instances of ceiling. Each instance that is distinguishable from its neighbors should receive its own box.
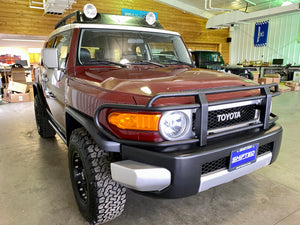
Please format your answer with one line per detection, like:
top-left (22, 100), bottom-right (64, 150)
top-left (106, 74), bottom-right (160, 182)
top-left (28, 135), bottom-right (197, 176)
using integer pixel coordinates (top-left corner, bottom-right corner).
top-left (0, 34), bottom-right (46, 49)
top-left (155, 0), bottom-right (300, 18)
top-left (0, 0), bottom-right (299, 48)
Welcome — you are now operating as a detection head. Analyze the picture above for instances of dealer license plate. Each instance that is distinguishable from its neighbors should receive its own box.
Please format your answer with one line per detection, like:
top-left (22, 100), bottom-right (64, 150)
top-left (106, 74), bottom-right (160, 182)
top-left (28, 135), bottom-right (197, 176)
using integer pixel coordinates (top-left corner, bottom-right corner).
top-left (229, 144), bottom-right (258, 171)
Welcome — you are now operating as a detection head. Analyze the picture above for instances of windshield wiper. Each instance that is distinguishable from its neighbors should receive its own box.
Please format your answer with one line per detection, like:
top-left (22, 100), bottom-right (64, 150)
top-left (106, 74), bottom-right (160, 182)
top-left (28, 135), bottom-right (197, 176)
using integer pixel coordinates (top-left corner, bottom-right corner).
top-left (162, 59), bottom-right (193, 67)
top-left (86, 60), bottom-right (127, 68)
top-left (128, 61), bottom-right (166, 67)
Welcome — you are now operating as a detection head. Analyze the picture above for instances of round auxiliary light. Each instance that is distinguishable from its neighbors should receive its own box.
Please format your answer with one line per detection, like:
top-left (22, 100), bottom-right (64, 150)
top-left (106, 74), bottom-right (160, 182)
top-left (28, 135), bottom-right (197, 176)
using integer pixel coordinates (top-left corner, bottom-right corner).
top-left (159, 111), bottom-right (190, 141)
top-left (83, 3), bottom-right (97, 19)
top-left (145, 12), bottom-right (156, 25)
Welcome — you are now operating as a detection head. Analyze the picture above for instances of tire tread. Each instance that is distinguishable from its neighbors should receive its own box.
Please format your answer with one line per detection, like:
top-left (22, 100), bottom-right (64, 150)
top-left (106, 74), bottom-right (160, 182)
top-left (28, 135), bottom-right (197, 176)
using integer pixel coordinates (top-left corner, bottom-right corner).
top-left (69, 128), bottom-right (126, 225)
top-left (34, 95), bottom-right (56, 138)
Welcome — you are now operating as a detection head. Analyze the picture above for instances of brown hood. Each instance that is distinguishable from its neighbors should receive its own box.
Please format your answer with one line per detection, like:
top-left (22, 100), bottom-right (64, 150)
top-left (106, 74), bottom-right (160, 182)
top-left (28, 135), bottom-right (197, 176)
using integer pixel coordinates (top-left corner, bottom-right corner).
top-left (75, 66), bottom-right (259, 105)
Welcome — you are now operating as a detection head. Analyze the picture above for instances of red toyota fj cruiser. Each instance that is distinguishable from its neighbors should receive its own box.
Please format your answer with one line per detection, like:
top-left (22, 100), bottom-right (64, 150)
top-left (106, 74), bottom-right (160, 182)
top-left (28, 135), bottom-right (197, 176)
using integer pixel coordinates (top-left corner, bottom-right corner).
top-left (33, 4), bottom-right (282, 225)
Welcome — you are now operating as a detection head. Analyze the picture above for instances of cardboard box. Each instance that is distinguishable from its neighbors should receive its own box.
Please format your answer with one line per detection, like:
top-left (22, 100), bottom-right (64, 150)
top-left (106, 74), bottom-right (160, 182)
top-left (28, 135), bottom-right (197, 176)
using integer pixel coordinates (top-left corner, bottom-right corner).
top-left (3, 88), bottom-right (31, 103)
top-left (264, 74), bottom-right (281, 84)
top-left (291, 86), bottom-right (300, 91)
top-left (258, 77), bottom-right (273, 85)
top-left (272, 78), bottom-right (280, 84)
top-left (7, 93), bottom-right (30, 103)
top-left (11, 67), bottom-right (26, 84)
top-left (252, 73), bottom-right (259, 79)
top-left (264, 74), bottom-right (281, 78)
top-left (278, 84), bottom-right (291, 93)
top-left (11, 67), bottom-right (25, 74)
top-left (7, 81), bottom-right (29, 93)
top-left (285, 81), bottom-right (299, 87)
top-left (252, 73), bottom-right (259, 83)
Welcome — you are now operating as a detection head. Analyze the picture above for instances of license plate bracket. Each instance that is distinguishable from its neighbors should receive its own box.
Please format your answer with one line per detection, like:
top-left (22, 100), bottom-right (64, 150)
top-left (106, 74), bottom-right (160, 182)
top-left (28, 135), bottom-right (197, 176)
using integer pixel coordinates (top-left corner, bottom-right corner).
top-left (229, 144), bottom-right (258, 171)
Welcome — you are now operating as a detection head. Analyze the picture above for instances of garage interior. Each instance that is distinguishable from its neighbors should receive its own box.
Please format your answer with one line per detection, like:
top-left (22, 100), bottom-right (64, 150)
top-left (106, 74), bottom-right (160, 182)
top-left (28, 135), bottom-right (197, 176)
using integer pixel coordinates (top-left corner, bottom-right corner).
top-left (0, 0), bottom-right (300, 225)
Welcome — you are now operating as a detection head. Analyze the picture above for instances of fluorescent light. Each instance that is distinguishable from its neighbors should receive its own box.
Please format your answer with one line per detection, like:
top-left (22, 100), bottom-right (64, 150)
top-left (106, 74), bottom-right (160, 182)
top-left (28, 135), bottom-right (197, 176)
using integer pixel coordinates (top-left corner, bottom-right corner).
top-left (28, 48), bottom-right (42, 53)
top-left (282, 1), bottom-right (293, 6)
top-left (1, 39), bottom-right (45, 42)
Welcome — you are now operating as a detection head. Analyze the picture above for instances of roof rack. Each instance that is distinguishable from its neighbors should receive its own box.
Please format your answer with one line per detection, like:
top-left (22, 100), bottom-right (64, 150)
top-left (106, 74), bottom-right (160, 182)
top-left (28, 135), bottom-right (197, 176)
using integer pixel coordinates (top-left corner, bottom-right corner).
top-left (54, 10), bottom-right (163, 30)
top-left (55, 10), bottom-right (84, 29)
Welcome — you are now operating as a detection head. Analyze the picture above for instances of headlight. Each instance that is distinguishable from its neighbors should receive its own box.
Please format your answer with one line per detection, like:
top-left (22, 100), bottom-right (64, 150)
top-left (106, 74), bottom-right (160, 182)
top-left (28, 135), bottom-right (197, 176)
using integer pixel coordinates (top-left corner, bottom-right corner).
top-left (159, 110), bottom-right (192, 141)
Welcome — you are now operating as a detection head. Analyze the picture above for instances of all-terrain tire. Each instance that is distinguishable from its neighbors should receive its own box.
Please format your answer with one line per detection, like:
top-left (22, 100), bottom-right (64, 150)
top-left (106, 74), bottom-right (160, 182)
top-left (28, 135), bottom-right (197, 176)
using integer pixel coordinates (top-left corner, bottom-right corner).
top-left (34, 95), bottom-right (56, 138)
top-left (68, 128), bottom-right (126, 224)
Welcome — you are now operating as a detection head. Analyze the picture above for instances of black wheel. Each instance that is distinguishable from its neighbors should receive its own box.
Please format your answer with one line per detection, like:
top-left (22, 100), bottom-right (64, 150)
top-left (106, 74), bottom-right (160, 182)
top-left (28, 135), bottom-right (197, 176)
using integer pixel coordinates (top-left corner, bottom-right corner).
top-left (68, 128), bottom-right (126, 224)
top-left (34, 95), bottom-right (56, 138)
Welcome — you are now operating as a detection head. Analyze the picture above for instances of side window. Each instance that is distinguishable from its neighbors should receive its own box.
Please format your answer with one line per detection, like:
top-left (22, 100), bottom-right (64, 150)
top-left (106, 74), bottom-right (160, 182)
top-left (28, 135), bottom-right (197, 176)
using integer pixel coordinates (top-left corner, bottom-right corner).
top-left (45, 37), bottom-right (55, 48)
top-left (53, 30), bottom-right (72, 70)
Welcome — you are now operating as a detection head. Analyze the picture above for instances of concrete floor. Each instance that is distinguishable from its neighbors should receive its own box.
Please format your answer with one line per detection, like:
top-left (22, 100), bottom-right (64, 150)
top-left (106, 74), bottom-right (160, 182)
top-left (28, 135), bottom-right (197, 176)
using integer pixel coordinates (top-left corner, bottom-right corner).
top-left (0, 91), bottom-right (299, 225)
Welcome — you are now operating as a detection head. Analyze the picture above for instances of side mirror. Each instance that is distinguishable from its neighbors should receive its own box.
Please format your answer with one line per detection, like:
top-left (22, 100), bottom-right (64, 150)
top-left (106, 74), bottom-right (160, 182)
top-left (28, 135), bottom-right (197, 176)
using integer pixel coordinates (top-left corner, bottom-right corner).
top-left (42, 48), bottom-right (58, 69)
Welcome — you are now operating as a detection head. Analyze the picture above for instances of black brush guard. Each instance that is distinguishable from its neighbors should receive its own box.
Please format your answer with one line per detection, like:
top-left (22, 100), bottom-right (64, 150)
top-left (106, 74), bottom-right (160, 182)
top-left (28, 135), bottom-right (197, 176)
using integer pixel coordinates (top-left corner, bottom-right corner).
top-left (94, 83), bottom-right (280, 148)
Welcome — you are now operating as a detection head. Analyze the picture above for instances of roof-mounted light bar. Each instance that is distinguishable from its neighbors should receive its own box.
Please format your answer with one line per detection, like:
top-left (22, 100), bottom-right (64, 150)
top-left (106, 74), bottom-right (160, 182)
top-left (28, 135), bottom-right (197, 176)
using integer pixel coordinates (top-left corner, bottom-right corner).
top-left (83, 3), bottom-right (97, 19)
top-left (55, 3), bottom-right (98, 29)
top-left (54, 4), bottom-right (163, 30)
top-left (145, 12), bottom-right (156, 25)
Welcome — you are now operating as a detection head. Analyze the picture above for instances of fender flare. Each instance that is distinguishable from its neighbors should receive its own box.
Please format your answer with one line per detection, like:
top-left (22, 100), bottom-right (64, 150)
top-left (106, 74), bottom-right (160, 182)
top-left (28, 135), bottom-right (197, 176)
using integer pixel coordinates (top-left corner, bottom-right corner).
top-left (32, 82), bottom-right (50, 110)
top-left (65, 107), bottom-right (120, 152)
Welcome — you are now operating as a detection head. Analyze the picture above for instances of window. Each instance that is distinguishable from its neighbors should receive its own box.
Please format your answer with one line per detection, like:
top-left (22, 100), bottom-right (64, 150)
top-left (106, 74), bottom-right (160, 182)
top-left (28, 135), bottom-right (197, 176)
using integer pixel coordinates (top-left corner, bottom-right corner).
top-left (53, 30), bottom-right (72, 69)
top-left (45, 37), bottom-right (55, 48)
top-left (78, 29), bottom-right (192, 66)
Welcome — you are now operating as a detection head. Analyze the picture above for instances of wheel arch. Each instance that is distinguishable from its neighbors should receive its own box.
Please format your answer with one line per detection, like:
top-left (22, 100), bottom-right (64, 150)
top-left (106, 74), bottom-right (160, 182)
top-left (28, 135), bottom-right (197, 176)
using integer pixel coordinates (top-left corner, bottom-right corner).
top-left (65, 107), bottom-right (120, 153)
top-left (33, 82), bottom-right (49, 109)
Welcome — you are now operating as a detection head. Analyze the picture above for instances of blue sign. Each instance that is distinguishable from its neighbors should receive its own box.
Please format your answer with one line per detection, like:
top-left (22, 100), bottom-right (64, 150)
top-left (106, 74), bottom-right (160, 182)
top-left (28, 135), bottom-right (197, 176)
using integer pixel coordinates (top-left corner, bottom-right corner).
top-left (121, 8), bottom-right (157, 19)
top-left (229, 144), bottom-right (258, 171)
top-left (254, 20), bottom-right (269, 47)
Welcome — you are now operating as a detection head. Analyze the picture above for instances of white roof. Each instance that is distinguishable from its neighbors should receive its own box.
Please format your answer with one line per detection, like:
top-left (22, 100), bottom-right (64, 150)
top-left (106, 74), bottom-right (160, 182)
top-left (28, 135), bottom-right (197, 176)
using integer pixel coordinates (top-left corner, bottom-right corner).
top-left (48, 23), bottom-right (180, 40)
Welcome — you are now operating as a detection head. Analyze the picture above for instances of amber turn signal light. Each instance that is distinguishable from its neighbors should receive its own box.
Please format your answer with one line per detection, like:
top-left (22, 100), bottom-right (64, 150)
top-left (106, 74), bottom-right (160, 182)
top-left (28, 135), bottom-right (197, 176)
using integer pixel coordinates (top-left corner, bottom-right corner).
top-left (108, 112), bottom-right (161, 131)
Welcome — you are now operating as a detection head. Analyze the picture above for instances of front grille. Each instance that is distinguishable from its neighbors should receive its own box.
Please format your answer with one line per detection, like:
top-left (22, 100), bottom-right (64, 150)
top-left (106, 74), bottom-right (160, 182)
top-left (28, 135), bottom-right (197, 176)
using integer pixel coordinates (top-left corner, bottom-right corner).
top-left (258, 142), bottom-right (273, 155)
top-left (201, 142), bottom-right (274, 175)
top-left (208, 104), bottom-right (257, 130)
top-left (201, 157), bottom-right (229, 175)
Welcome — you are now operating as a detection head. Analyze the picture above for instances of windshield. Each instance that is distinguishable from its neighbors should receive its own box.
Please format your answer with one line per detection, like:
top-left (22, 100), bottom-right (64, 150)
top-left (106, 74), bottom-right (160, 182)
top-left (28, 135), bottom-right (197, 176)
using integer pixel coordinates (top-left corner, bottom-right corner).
top-left (78, 29), bottom-right (193, 67)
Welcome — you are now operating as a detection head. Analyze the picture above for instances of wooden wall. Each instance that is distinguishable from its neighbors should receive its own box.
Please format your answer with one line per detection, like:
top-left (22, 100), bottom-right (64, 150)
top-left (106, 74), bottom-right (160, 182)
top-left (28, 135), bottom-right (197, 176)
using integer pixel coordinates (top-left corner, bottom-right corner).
top-left (0, 0), bottom-right (230, 63)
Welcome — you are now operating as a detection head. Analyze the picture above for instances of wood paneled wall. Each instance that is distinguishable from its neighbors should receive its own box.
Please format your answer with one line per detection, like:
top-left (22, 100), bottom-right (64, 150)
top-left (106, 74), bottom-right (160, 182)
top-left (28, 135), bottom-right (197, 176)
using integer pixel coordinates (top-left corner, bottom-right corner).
top-left (0, 0), bottom-right (230, 63)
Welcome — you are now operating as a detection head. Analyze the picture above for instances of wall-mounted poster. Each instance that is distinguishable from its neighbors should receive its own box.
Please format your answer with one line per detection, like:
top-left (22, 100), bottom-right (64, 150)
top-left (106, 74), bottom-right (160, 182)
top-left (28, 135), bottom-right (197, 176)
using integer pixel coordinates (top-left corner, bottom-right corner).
top-left (254, 20), bottom-right (269, 47)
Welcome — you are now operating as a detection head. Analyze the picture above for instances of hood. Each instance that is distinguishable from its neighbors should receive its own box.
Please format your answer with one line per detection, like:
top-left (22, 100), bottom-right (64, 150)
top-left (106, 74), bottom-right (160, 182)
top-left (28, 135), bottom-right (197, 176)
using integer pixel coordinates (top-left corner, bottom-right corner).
top-left (75, 66), bottom-right (258, 105)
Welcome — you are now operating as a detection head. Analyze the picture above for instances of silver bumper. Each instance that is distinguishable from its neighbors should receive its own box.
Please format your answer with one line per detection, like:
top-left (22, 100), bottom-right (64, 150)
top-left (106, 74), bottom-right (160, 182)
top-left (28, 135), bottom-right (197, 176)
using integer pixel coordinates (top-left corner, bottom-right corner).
top-left (111, 160), bottom-right (171, 192)
top-left (199, 152), bottom-right (272, 192)
top-left (111, 152), bottom-right (272, 193)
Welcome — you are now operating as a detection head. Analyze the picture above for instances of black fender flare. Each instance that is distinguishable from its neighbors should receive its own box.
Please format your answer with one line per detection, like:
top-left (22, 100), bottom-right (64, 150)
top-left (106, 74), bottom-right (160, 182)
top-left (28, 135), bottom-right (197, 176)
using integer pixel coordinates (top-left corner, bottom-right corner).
top-left (65, 107), bottom-right (120, 153)
top-left (32, 82), bottom-right (49, 110)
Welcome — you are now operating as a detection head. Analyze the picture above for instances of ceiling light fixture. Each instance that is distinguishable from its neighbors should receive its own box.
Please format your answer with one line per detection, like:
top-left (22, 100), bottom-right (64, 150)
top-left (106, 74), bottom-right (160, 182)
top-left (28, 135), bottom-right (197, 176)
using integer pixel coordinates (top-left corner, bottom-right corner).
top-left (206, 2), bottom-right (300, 29)
top-left (1, 39), bottom-right (45, 42)
top-left (282, 1), bottom-right (293, 6)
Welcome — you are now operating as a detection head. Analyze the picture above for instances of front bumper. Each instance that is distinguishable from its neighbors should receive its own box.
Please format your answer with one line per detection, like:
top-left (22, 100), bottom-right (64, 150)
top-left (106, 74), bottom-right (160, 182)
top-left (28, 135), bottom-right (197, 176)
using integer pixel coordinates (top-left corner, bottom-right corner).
top-left (111, 124), bottom-right (282, 198)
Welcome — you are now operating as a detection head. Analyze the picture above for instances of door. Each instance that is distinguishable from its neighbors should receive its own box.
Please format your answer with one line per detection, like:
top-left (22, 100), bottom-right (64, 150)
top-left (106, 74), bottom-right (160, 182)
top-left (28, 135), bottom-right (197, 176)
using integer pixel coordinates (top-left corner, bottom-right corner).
top-left (43, 30), bottom-right (72, 131)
